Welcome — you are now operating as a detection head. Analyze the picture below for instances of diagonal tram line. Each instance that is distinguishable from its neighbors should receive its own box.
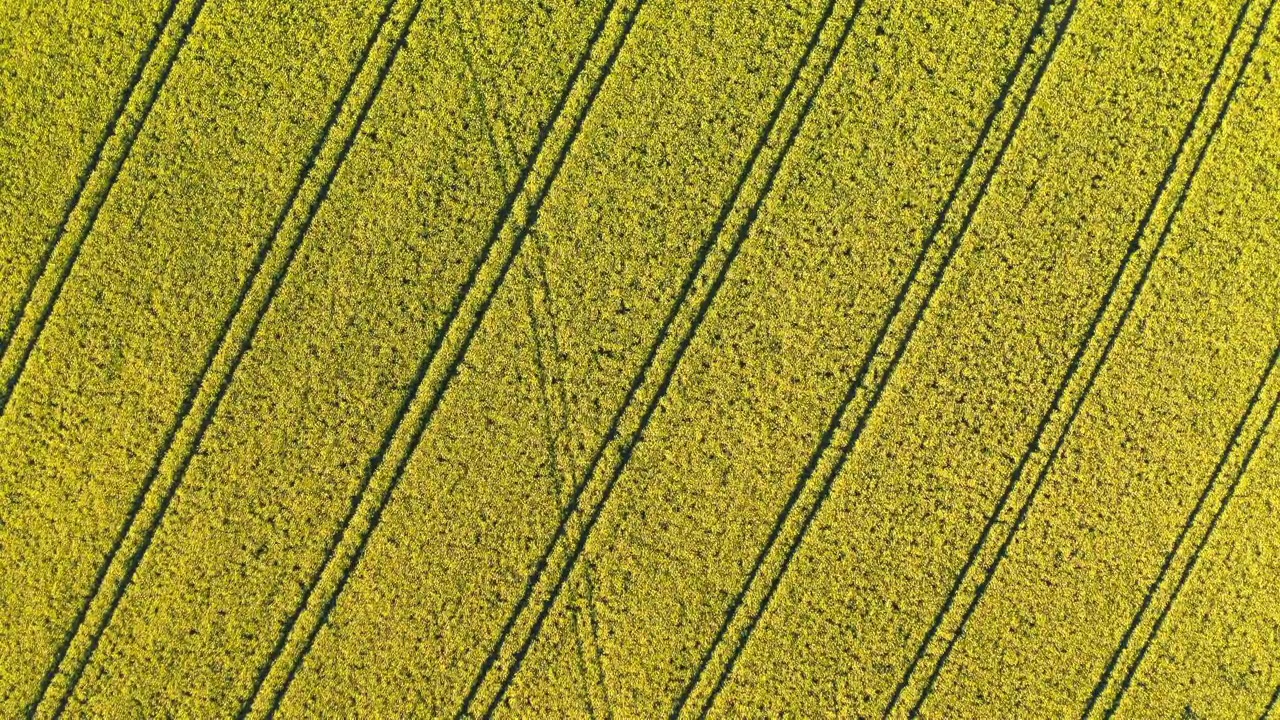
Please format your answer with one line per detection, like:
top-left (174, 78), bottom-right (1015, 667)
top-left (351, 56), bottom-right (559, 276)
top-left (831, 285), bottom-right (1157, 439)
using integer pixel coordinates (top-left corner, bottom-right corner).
top-left (694, 2), bottom-right (1082, 717)
top-left (1087, 17), bottom-right (1280, 716)
top-left (452, 0), bottom-right (873, 715)
top-left (665, 0), bottom-right (1062, 715)
top-left (905, 2), bottom-right (1274, 715)
top-left (0, 0), bottom-right (178, 357)
top-left (28, 0), bottom-right (413, 715)
top-left (0, 0), bottom-right (200, 420)
top-left (244, 1), bottom-right (645, 716)
top-left (1084, 341), bottom-right (1280, 717)
top-left (1264, 684), bottom-right (1280, 720)
top-left (1102, 343), bottom-right (1280, 719)
top-left (18, 0), bottom-right (208, 713)
top-left (897, 0), bottom-right (1261, 712)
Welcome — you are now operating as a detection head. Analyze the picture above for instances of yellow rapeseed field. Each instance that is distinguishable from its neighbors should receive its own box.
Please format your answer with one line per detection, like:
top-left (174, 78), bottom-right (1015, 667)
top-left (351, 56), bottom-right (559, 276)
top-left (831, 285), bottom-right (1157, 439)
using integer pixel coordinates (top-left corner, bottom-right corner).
top-left (1, 0), bottom-right (1277, 717)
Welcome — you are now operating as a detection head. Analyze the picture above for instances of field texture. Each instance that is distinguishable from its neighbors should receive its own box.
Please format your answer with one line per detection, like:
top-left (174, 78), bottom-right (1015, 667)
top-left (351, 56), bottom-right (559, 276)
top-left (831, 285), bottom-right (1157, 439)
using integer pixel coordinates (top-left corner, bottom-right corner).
top-left (2, 0), bottom-right (1279, 717)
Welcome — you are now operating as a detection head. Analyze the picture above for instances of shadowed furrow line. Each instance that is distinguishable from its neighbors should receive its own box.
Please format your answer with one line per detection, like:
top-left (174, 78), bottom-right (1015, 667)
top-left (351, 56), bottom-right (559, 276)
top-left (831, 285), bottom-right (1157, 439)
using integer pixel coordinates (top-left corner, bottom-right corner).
top-left (441, 0), bottom-right (841, 710)
top-left (1089, 12), bottom-right (1279, 715)
top-left (247, 2), bottom-right (643, 716)
top-left (1264, 684), bottom-right (1280, 720)
top-left (1103, 344), bottom-right (1280, 719)
top-left (458, 0), bottom-right (866, 715)
top-left (31, 1), bottom-right (414, 716)
top-left (18, 0), bottom-right (208, 714)
top-left (665, 0), bottom-right (1059, 716)
top-left (568, 606), bottom-right (599, 720)
top-left (1084, 321), bottom-right (1278, 712)
top-left (698, 3), bottom-right (1082, 718)
top-left (0, 0), bottom-right (203, 422)
top-left (898, 0), bottom-right (1259, 715)
top-left (908, 4), bottom-right (1273, 715)
top-left (237, 1), bottom-right (567, 706)
top-left (0, 0), bottom-right (178, 357)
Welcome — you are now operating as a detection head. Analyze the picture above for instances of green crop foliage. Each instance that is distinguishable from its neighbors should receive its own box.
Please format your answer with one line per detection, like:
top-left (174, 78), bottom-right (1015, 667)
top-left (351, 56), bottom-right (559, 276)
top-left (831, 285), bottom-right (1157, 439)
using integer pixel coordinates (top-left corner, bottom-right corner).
top-left (494, 0), bottom-right (1046, 715)
top-left (1, 0), bottom-right (1277, 717)
top-left (714, 0), bottom-right (1278, 716)
top-left (43, 1), bottom-right (610, 716)
top-left (276, 0), bottom-right (854, 713)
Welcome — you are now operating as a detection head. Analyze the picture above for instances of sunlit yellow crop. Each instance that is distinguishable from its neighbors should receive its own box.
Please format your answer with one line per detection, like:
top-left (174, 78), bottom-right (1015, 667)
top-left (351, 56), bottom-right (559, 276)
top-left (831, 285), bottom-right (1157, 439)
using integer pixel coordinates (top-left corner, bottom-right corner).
top-left (1, 0), bottom-right (1277, 717)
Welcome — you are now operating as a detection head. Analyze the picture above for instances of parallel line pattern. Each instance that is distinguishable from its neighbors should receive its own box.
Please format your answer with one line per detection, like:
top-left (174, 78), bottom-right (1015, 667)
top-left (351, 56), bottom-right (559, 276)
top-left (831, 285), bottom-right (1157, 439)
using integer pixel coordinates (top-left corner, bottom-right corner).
top-left (247, 1), bottom-right (646, 716)
top-left (905, 3), bottom-right (1275, 713)
top-left (0, 0), bottom-right (202, 420)
top-left (33, 1), bottom-right (415, 715)
top-left (0, 0), bottom-right (178, 356)
top-left (20, 0), bottom-right (209, 712)
top-left (708, 1), bottom-right (1084, 716)
top-left (1085, 341), bottom-right (1280, 717)
top-left (1103, 350), bottom-right (1280, 717)
top-left (461, 0), bottom-right (871, 714)
top-left (8, 1), bottom-right (1276, 716)
top-left (667, 0), bottom-right (1065, 715)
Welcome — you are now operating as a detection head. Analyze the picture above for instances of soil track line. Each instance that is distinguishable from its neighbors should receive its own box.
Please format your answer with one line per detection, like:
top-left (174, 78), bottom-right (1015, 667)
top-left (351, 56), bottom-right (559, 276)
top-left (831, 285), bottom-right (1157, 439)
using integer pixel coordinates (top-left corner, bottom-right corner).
top-left (666, 0), bottom-right (1063, 716)
top-left (896, 0), bottom-right (1260, 712)
top-left (0, 0), bottom-right (200, 421)
top-left (246, 2), bottom-right (643, 716)
top-left (456, 0), bottom-right (870, 715)
top-left (905, 3), bottom-right (1274, 714)
top-left (1102, 350), bottom-right (1280, 718)
top-left (0, 0), bottom-right (178, 355)
top-left (29, 0), bottom-right (412, 716)
top-left (1085, 340), bottom-right (1280, 718)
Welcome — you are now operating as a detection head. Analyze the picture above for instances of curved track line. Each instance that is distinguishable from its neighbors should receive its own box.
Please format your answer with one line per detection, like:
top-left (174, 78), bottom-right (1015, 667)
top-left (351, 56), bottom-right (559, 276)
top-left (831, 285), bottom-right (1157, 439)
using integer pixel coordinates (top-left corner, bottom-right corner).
top-left (244, 0), bottom-right (627, 712)
top-left (235, 0), bottom-right (627, 704)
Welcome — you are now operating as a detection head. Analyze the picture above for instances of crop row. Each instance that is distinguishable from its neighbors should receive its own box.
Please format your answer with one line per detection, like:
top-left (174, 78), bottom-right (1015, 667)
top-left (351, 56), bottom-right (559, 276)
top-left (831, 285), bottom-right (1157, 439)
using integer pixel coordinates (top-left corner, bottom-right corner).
top-left (493, 0), bottom-right (1057, 714)
top-left (702, 1), bottom-right (1280, 718)
top-left (0, 0), bottom-right (597, 713)
top-left (264, 0), bottom-right (859, 714)
top-left (2, 0), bottom-right (1277, 717)
top-left (909, 8), bottom-right (1280, 716)
top-left (0, 0), bottom-right (168, 354)
top-left (1119, 409), bottom-right (1280, 719)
